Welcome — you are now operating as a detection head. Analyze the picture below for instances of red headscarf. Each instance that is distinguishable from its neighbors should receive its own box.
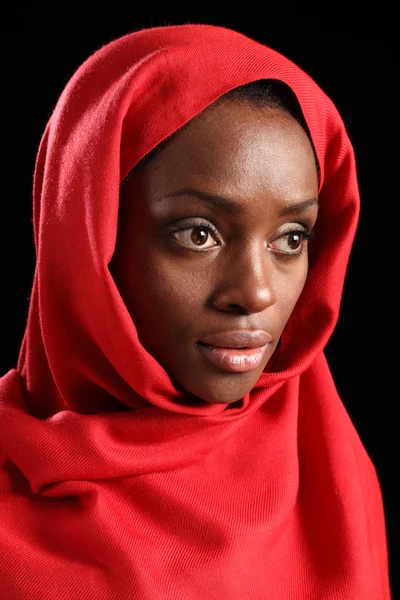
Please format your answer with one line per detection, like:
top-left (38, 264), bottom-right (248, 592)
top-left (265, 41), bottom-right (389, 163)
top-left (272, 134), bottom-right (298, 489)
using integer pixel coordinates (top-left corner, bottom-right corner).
top-left (0, 24), bottom-right (390, 599)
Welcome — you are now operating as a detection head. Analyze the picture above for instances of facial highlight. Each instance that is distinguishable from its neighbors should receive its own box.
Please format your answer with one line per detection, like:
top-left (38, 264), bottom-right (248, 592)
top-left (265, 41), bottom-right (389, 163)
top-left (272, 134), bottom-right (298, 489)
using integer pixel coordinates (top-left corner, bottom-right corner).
top-left (110, 99), bottom-right (319, 405)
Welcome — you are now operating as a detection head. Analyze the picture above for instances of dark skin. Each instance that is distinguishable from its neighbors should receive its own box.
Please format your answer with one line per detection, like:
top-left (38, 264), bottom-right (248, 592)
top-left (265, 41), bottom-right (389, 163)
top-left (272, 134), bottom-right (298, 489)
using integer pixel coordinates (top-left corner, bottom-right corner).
top-left (110, 99), bottom-right (319, 405)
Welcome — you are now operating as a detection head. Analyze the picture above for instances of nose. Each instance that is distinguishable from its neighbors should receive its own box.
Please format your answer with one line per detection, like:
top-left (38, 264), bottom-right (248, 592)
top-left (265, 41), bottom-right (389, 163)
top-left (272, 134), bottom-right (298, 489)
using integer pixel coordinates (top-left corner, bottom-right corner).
top-left (212, 243), bottom-right (277, 314)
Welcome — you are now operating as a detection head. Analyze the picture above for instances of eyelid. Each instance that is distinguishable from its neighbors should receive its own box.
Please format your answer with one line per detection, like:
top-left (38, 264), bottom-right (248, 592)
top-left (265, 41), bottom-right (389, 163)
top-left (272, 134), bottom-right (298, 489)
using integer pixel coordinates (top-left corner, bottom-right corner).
top-left (167, 218), bottom-right (310, 235)
top-left (167, 216), bottom-right (219, 231)
top-left (167, 217), bottom-right (220, 239)
top-left (273, 222), bottom-right (310, 235)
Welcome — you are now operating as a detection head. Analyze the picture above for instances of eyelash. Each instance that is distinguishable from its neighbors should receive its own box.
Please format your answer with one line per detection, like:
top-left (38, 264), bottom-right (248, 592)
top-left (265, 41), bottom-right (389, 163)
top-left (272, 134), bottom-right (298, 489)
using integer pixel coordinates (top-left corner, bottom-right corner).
top-left (168, 218), bottom-right (315, 258)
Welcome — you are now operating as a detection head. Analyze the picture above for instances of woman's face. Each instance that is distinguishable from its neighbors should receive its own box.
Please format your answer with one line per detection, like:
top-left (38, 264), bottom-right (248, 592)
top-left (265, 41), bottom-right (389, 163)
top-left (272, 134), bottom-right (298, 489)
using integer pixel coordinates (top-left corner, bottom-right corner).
top-left (110, 99), bottom-right (319, 405)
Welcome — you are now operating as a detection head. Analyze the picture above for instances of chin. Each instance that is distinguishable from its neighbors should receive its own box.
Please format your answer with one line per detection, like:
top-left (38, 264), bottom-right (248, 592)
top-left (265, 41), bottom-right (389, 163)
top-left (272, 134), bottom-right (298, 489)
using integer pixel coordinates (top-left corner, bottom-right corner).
top-left (191, 380), bottom-right (254, 405)
top-left (173, 367), bottom-right (262, 406)
top-left (206, 397), bottom-right (244, 405)
top-left (178, 383), bottom-right (245, 406)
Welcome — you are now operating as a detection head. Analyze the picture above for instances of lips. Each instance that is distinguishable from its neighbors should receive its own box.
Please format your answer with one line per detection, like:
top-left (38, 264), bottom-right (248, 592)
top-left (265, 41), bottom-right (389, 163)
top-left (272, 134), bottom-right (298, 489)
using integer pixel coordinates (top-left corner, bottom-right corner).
top-left (198, 329), bottom-right (273, 349)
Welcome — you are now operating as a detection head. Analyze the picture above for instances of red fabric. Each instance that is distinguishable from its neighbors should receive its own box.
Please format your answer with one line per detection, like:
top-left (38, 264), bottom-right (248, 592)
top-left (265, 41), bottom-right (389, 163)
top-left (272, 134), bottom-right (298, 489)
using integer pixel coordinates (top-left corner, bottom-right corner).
top-left (0, 24), bottom-right (390, 599)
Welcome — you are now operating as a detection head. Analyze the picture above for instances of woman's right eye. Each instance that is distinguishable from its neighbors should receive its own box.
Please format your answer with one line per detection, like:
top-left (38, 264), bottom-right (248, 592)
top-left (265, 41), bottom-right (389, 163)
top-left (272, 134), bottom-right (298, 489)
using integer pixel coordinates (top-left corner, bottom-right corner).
top-left (169, 221), bottom-right (221, 252)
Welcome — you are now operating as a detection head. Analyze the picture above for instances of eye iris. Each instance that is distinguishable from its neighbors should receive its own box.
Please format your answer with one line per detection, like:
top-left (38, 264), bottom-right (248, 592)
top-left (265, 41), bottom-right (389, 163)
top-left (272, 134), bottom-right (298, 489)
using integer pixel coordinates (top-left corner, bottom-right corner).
top-left (288, 232), bottom-right (302, 250)
top-left (191, 227), bottom-right (208, 245)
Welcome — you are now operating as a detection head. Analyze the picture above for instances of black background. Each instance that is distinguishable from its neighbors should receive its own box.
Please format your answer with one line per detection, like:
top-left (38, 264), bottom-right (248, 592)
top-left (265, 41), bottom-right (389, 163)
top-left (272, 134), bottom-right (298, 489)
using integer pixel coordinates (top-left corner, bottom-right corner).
top-left (2, 7), bottom-right (396, 595)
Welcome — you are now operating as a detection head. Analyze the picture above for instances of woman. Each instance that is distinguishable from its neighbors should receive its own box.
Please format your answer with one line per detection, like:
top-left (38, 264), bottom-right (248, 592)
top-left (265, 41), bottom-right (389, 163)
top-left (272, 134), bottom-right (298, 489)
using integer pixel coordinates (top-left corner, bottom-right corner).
top-left (0, 24), bottom-right (391, 599)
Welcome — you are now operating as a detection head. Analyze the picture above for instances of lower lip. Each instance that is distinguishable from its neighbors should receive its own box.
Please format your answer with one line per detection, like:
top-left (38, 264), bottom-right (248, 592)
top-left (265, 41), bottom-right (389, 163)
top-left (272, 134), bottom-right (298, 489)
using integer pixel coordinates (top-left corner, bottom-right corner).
top-left (197, 343), bottom-right (270, 373)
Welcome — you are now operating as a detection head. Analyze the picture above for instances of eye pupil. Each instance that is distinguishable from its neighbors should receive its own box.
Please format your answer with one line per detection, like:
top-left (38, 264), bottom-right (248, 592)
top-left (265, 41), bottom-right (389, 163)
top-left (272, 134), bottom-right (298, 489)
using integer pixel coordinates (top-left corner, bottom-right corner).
top-left (191, 227), bottom-right (208, 245)
top-left (288, 232), bottom-right (301, 250)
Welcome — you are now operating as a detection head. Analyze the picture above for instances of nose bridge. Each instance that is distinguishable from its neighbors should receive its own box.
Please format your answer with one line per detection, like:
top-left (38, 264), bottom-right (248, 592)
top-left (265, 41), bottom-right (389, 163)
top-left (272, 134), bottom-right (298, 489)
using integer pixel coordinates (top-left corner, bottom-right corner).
top-left (213, 239), bottom-right (276, 314)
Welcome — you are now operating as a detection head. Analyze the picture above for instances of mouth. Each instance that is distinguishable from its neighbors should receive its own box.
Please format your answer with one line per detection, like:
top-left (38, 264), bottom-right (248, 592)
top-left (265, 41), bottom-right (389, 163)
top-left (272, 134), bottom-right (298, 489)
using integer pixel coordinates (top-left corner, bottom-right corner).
top-left (197, 342), bottom-right (270, 373)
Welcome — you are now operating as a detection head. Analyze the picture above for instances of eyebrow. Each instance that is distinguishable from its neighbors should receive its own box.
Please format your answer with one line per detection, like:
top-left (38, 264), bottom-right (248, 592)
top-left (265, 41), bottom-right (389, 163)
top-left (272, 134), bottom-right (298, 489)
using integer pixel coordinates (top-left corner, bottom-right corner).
top-left (159, 188), bottom-right (319, 217)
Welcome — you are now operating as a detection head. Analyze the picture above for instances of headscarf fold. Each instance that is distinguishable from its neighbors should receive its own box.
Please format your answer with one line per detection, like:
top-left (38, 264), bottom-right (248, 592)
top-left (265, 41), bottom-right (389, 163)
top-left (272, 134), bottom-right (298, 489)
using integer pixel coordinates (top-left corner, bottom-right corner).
top-left (0, 24), bottom-right (390, 599)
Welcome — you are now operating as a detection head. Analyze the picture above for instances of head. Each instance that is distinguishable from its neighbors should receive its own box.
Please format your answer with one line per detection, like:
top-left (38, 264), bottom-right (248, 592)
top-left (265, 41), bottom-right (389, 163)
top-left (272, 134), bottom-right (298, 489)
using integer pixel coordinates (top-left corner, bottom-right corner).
top-left (110, 80), bottom-right (319, 406)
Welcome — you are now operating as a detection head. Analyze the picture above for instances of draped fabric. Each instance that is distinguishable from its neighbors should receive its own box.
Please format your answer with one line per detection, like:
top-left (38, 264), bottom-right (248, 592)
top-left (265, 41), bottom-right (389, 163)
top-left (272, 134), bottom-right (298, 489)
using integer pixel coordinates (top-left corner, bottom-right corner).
top-left (0, 24), bottom-right (390, 599)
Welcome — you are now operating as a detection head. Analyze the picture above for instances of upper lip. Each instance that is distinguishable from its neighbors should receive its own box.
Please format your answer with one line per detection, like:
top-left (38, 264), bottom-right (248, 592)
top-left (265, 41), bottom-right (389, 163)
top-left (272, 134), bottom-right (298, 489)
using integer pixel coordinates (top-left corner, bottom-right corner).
top-left (198, 329), bottom-right (273, 349)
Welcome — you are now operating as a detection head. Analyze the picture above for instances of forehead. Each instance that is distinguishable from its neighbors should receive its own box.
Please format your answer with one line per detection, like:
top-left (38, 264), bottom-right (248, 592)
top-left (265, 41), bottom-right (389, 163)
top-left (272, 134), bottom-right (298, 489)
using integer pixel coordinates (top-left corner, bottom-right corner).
top-left (141, 100), bottom-right (318, 201)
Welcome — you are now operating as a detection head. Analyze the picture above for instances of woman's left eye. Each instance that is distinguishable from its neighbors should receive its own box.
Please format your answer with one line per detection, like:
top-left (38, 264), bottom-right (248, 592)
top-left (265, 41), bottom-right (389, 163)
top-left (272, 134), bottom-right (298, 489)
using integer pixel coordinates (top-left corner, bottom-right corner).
top-left (268, 230), bottom-right (311, 256)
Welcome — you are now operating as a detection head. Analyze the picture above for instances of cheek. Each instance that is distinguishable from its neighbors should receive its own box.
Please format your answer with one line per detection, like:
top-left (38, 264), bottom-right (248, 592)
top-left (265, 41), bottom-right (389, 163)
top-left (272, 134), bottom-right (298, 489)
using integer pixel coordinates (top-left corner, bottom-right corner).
top-left (274, 260), bottom-right (308, 327)
top-left (113, 243), bottom-right (207, 340)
